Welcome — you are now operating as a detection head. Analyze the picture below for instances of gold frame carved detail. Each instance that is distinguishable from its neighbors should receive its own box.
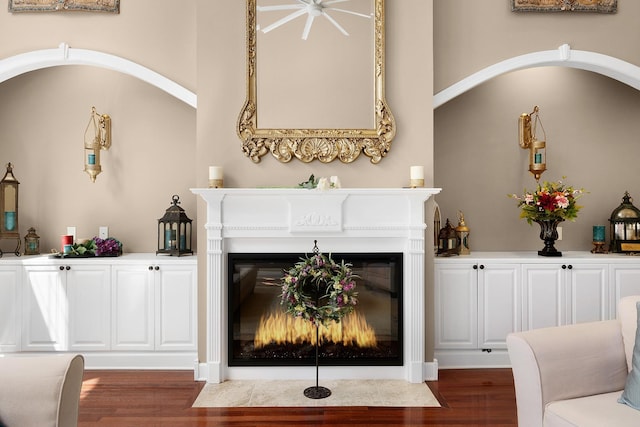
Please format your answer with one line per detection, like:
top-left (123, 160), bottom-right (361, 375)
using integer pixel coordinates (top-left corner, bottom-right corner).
top-left (237, 0), bottom-right (395, 164)
top-left (9, 0), bottom-right (119, 13)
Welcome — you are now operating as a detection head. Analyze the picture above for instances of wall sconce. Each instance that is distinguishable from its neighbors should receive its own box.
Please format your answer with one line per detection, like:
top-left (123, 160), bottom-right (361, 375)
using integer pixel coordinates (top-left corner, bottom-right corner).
top-left (84, 106), bottom-right (112, 183)
top-left (518, 105), bottom-right (546, 181)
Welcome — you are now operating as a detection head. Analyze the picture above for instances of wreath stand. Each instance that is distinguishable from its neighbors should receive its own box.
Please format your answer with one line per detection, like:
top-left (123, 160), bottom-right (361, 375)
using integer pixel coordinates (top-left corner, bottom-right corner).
top-left (304, 291), bottom-right (331, 399)
top-left (281, 240), bottom-right (357, 400)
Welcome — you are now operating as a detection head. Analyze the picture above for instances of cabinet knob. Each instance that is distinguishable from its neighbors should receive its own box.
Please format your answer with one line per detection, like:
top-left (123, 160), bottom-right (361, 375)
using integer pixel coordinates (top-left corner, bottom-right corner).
top-left (155, 266), bottom-right (160, 271)
top-left (66, 266), bottom-right (71, 270)
top-left (479, 265), bottom-right (485, 270)
top-left (568, 265), bottom-right (573, 269)
top-left (562, 265), bottom-right (567, 269)
top-left (59, 266), bottom-right (64, 271)
top-left (473, 265), bottom-right (478, 270)
top-left (149, 266), bottom-right (153, 271)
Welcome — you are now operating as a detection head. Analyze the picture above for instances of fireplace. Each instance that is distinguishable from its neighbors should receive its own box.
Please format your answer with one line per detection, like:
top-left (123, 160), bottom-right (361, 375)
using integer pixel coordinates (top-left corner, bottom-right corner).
top-left (192, 187), bottom-right (440, 383)
top-left (228, 252), bottom-right (403, 367)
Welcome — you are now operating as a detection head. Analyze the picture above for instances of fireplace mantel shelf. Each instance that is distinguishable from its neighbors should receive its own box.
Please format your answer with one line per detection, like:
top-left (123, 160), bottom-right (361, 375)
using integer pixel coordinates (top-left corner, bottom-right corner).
top-left (192, 187), bottom-right (441, 384)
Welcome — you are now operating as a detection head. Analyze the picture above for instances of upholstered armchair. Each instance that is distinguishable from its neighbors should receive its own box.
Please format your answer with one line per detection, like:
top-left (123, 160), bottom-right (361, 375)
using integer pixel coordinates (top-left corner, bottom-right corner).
top-left (507, 295), bottom-right (640, 427)
top-left (0, 354), bottom-right (84, 427)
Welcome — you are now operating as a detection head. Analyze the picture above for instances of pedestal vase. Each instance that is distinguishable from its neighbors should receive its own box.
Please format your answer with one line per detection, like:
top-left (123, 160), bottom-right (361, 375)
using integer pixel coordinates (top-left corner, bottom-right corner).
top-left (535, 219), bottom-right (564, 257)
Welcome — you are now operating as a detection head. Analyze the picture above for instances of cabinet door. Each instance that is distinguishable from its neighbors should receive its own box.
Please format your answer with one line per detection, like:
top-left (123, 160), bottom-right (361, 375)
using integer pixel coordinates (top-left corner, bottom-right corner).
top-left (478, 263), bottom-right (520, 349)
top-left (112, 265), bottom-right (154, 350)
top-left (434, 263), bottom-right (478, 349)
top-left (567, 263), bottom-right (608, 324)
top-left (22, 266), bottom-right (66, 350)
top-left (0, 266), bottom-right (21, 352)
top-left (610, 265), bottom-right (640, 317)
top-left (522, 264), bottom-right (564, 330)
top-left (67, 265), bottom-right (111, 351)
top-left (155, 264), bottom-right (197, 350)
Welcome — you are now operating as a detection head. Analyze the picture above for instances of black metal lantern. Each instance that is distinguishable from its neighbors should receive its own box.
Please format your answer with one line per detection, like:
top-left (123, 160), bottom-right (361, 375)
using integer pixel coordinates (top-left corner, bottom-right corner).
top-left (609, 191), bottom-right (640, 253)
top-left (24, 227), bottom-right (40, 256)
top-left (0, 163), bottom-right (20, 256)
top-left (437, 218), bottom-right (458, 256)
top-left (157, 195), bottom-right (193, 256)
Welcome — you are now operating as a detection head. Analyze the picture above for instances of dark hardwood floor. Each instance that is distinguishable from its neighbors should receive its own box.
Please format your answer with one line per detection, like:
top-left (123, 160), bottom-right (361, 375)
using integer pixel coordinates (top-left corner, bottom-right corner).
top-left (78, 368), bottom-right (517, 426)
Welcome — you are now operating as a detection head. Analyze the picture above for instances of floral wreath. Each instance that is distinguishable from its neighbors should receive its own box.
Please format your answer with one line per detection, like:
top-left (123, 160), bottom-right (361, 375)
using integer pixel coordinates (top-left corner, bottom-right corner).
top-left (280, 243), bottom-right (358, 327)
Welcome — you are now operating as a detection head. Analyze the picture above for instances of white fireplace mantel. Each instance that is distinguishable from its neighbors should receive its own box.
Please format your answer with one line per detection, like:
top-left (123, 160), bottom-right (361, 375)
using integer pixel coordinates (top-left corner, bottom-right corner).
top-left (192, 187), bottom-right (440, 384)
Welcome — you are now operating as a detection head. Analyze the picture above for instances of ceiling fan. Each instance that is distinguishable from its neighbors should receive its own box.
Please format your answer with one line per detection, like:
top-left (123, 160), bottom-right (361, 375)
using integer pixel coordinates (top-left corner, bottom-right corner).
top-left (257, 0), bottom-right (372, 40)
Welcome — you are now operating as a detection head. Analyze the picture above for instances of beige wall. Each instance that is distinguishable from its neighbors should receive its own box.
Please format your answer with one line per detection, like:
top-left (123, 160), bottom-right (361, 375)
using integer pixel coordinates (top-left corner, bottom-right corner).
top-left (434, 1), bottom-right (640, 252)
top-left (0, 1), bottom-right (196, 253)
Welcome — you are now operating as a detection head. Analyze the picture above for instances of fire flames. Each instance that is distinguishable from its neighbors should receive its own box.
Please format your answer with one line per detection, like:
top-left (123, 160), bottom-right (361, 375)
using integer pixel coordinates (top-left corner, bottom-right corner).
top-left (254, 310), bottom-right (378, 348)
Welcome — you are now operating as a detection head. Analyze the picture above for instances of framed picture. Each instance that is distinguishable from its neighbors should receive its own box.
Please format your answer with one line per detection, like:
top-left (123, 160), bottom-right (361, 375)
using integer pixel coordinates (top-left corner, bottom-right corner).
top-left (8, 0), bottom-right (120, 13)
top-left (511, 0), bottom-right (617, 13)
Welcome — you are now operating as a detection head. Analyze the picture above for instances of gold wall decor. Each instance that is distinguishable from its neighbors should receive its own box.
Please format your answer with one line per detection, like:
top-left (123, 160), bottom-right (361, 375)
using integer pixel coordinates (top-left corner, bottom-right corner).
top-left (511, 0), bottom-right (617, 13)
top-left (9, 0), bottom-right (120, 13)
top-left (237, 0), bottom-right (395, 164)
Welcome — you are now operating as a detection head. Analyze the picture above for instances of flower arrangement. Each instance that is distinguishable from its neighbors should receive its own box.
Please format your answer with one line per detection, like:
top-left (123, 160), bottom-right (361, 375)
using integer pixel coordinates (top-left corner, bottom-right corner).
top-left (280, 250), bottom-right (358, 327)
top-left (68, 236), bottom-right (122, 257)
top-left (93, 237), bottom-right (123, 256)
top-left (509, 178), bottom-right (585, 224)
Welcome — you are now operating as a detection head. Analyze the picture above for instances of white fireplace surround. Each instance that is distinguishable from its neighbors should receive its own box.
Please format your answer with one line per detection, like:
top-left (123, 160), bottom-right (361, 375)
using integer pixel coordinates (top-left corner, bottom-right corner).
top-left (192, 187), bottom-right (440, 384)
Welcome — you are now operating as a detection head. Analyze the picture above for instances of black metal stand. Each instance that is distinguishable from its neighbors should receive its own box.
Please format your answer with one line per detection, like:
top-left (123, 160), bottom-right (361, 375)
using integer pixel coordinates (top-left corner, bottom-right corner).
top-left (303, 323), bottom-right (331, 399)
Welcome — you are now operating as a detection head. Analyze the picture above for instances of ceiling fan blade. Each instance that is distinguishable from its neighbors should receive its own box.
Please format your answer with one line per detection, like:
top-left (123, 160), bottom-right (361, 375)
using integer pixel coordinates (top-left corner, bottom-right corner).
top-left (257, 4), bottom-right (305, 12)
top-left (302, 14), bottom-right (315, 40)
top-left (326, 7), bottom-right (371, 19)
top-left (322, 11), bottom-right (349, 36)
top-left (322, 0), bottom-right (351, 5)
top-left (261, 8), bottom-right (308, 34)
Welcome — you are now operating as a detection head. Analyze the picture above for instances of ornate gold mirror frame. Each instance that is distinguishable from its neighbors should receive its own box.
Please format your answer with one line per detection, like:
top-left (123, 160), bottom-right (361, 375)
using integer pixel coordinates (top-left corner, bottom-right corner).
top-left (238, 0), bottom-right (395, 164)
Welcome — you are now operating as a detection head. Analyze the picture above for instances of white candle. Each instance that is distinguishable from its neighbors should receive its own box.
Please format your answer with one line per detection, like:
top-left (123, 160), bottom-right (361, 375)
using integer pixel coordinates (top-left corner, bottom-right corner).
top-left (209, 166), bottom-right (223, 180)
top-left (410, 166), bottom-right (424, 180)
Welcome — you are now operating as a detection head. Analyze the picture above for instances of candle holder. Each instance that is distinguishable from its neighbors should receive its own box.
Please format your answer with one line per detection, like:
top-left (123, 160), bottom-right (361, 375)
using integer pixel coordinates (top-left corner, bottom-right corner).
top-left (591, 241), bottom-right (608, 254)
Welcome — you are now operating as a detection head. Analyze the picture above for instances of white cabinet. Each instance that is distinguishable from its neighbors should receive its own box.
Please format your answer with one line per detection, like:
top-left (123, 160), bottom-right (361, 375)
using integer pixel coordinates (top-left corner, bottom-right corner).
top-left (112, 262), bottom-right (196, 351)
top-left (434, 260), bottom-right (520, 359)
top-left (609, 265), bottom-right (640, 316)
top-left (478, 263), bottom-right (521, 349)
top-left (5, 253), bottom-right (197, 369)
top-left (522, 262), bottom-right (608, 330)
top-left (22, 263), bottom-right (110, 351)
top-left (67, 265), bottom-right (111, 351)
top-left (0, 264), bottom-right (21, 352)
top-left (112, 264), bottom-right (154, 350)
top-left (435, 262), bottom-right (477, 349)
top-left (435, 252), bottom-right (618, 368)
top-left (155, 264), bottom-right (197, 351)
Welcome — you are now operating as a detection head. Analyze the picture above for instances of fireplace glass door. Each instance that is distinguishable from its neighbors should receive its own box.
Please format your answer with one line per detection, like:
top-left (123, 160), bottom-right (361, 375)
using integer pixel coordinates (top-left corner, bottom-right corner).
top-left (228, 252), bottom-right (403, 366)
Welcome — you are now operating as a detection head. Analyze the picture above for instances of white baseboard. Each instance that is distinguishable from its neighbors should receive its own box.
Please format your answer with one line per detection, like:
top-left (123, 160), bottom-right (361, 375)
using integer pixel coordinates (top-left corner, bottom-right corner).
top-left (434, 349), bottom-right (511, 369)
top-left (424, 359), bottom-right (439, 381)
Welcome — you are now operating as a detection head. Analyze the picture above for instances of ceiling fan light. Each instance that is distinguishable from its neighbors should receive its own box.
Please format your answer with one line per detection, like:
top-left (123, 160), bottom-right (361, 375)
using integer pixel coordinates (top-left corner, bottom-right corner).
top-left (308, 4), bottom-right (323, 16)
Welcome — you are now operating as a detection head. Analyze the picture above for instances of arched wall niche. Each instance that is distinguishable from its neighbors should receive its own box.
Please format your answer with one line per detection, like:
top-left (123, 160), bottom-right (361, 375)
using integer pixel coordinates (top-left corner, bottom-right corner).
top-left (0, 42), bottom-right (197, 109)
top-left (434, 44), bottom-right (640, 108)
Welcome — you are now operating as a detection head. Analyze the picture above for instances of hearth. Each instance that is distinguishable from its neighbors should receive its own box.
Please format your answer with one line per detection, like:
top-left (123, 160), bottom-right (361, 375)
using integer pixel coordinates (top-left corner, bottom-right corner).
top-left (228, 252), bottom-right (403, 367)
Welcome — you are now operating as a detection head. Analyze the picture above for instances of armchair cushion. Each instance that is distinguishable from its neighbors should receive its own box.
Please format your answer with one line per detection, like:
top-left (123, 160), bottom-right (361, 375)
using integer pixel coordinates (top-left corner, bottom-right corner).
top-left (619, 301), bottom-right (640, 410)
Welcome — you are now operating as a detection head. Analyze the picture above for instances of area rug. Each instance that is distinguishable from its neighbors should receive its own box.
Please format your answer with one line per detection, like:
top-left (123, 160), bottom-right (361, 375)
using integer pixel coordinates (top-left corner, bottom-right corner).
top-left (192, 379), bottom-right (441, 408)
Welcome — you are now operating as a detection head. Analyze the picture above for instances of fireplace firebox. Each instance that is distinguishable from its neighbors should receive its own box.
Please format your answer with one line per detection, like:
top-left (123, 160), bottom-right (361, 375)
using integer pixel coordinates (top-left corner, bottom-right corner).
top-left (228, 252), bottom-right (403, 367)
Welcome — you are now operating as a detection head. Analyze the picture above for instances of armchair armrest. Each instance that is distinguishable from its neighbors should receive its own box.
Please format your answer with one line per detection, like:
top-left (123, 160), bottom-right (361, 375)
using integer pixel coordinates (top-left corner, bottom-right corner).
top-left (0, 354), bottom-right (84, 427)
top-left (507, 320), bottom-right (628, 427)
